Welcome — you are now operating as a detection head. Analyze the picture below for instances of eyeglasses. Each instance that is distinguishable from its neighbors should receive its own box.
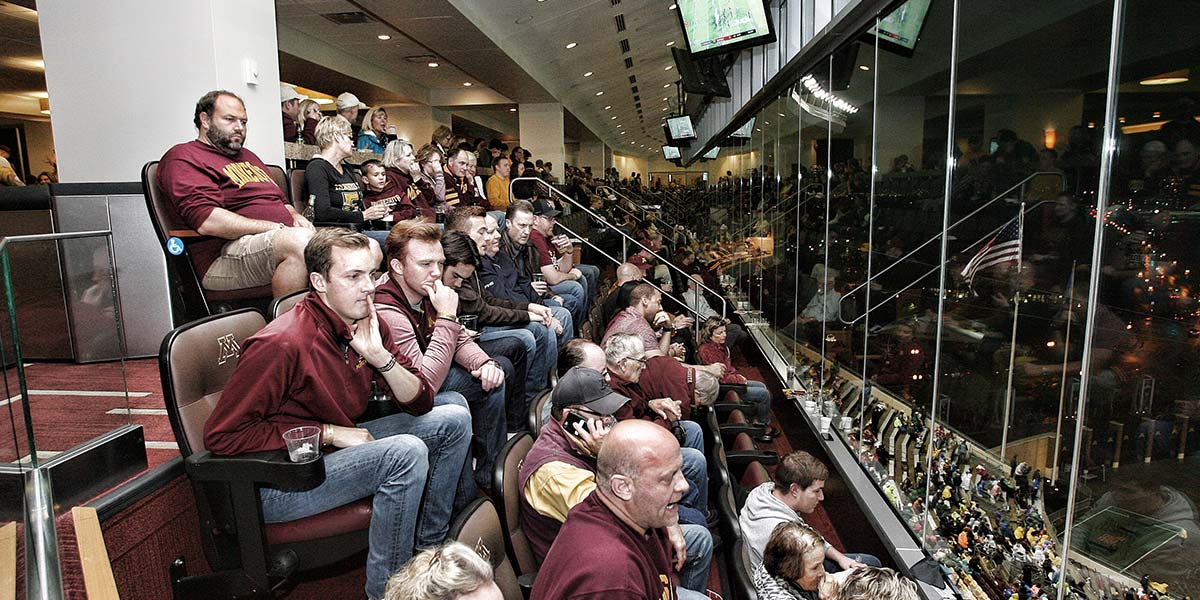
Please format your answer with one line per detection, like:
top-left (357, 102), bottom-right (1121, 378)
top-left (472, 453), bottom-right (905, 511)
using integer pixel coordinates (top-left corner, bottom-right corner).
top-left (624, 356), bottom-right (648, 366)
top-left (571, 408), bottom-right (617, 428)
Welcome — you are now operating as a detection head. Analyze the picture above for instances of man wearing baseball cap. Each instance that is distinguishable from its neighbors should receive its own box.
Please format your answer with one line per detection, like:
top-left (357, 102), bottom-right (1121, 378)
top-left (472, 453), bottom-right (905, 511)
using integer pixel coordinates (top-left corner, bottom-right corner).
top-left (529, 197), bottom-right (600, 318)
top-left (280, 84), bottom-right (308, 143)
top-left (336, 92), bottom-right (368, 138)
top-left (517, 366), bottom-right (713, 595)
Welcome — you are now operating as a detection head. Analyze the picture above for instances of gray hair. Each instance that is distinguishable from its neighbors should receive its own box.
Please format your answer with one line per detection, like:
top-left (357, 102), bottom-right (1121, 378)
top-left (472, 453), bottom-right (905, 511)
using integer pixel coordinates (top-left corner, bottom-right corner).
top-left (383, 541), bottom-right (494, 600)
top-left (314, 115), bottom-right (352, 150)
top-left (604, 333), bottom-right (644, 365)
top-left (834, 567), bottom-right (919, 600)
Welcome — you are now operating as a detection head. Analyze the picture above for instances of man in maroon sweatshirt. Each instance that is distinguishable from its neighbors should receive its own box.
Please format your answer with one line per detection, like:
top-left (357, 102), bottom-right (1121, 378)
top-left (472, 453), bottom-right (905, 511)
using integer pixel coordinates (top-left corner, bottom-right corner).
top-left (158, 90), bottom-right (314, 297)
top-left (203, 228), bottom-right (472, 600)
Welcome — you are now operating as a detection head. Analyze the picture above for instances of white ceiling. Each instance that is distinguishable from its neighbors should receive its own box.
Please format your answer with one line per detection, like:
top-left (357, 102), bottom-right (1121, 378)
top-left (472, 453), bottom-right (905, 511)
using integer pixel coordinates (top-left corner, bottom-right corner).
top-left (448, 0), bottom-right (686, 157)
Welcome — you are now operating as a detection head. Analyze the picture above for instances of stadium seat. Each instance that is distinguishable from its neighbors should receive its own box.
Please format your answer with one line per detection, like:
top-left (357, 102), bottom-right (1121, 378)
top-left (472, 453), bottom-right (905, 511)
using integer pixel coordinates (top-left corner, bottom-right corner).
top-left (528, 388), bottom-right (552, 437)
top-left (720, 408), bottom-right (766, 442)
top-left (490, 433), bottom-right (537, 580)
top-left (159, 309), bottom-right (372, 598)
top-left (268, 289), bottom-right (306, 321)
top-left (729, 538), bottom-right (759, 600)
top-left (447, 498), bottom-right (524, 600)
top-left (142, 161), bottom-right (274, 320)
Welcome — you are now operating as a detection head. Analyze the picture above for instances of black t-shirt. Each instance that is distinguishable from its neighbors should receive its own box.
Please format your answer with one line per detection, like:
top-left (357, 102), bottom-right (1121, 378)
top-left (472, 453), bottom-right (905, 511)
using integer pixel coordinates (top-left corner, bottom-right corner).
top-left (305, 157), bottom-right (364, 224)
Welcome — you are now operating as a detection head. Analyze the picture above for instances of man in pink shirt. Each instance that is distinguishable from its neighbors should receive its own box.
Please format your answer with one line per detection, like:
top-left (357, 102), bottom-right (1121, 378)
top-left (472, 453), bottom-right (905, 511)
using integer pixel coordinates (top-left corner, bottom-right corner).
top-left (373, 219), bottom-right (508, 494)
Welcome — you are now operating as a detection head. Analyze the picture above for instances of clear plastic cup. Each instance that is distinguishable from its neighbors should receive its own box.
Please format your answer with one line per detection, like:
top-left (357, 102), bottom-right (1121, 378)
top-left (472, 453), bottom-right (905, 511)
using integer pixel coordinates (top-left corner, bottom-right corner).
top-left (283, 426), bottom-right (322, 463)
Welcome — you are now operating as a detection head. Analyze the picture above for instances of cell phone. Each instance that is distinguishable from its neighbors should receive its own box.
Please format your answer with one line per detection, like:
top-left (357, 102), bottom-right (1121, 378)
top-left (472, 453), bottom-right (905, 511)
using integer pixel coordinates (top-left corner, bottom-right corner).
top-left (562, 411), bottom-right (591, 436)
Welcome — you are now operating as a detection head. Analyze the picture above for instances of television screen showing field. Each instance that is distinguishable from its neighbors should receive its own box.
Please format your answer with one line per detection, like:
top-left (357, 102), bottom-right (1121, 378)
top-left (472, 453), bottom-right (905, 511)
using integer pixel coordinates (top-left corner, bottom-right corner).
top-left (679, 0), bottom-right (772, 54)
top-left (869, 0), bottom-right (932, 51)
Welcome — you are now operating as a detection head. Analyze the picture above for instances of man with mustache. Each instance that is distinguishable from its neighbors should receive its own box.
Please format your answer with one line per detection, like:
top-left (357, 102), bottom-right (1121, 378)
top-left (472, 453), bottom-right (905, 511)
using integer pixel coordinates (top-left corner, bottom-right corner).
top-left (158, 90), bottom-right (315, 297)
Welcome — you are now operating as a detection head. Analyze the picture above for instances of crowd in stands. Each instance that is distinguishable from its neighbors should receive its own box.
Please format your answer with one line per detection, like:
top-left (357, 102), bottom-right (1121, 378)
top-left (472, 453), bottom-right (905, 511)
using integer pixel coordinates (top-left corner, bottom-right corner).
top-left (155, 88), bottom-right (927, 600)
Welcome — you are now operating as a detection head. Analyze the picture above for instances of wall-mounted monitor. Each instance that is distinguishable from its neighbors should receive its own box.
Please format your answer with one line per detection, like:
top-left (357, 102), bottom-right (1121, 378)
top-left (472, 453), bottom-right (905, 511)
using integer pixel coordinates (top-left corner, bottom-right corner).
top-left (666, 115), bottom-right (697, 141)
top-left (675, 0), bottom-right (776, 59)
top-left (662, 145), bottom-right (681, 160)
top-left (868, 0), bottom-right (932, 56)
top-left (703, 147), bottom-right (720, 160)
top-left (672, 47), bottom-right (731, 98)
top-left (729, 117), bottom-right (756, 138)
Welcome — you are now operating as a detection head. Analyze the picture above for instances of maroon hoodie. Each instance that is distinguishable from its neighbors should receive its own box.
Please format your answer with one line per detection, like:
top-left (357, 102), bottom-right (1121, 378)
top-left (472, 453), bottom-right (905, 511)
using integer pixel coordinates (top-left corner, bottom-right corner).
top-left (203, 292), bottom-right (432, 455)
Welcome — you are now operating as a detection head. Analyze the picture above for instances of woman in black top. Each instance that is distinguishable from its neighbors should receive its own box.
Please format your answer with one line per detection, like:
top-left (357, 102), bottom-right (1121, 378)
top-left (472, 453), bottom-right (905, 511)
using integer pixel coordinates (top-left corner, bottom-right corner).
top-left (304, 115), bottom-right (389, 244)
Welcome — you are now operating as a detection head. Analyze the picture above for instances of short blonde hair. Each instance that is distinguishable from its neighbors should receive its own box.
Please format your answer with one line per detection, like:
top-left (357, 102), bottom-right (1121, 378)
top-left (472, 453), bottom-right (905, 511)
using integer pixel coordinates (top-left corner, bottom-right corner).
top-left (833, 567), bottom-right (919, 600)
top-left (384, 542), bottom-right (494, 600)
top-left (314, 115), bottom-right (352, 150)
top-left (383, 139), bottom-right (413, 170)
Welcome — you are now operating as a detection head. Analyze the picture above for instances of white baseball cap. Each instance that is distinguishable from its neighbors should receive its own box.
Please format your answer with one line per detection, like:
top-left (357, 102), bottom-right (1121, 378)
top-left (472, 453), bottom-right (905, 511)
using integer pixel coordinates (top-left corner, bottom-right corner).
top-left (336, 92), bottom-right (368, 111)
top-left (280, 84), bottom-right (308, 103)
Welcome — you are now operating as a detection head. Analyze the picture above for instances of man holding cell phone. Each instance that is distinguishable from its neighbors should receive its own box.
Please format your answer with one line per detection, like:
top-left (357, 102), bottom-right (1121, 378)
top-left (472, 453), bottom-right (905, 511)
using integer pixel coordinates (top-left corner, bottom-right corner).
top-left (518, 366), bottom-right (713, 598)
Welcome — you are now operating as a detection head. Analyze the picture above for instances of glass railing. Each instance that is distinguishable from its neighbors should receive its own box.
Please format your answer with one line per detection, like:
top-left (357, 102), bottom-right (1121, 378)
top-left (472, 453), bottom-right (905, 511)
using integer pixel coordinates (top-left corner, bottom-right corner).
top-left (1, 230), bottom-right (145, 598)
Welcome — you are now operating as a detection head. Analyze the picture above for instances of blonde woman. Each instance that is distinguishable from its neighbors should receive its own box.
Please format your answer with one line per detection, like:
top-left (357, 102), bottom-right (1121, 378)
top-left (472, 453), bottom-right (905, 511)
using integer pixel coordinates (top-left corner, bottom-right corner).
top-left (297, 98), bottom-right (322, 144)
top-left (356, 106), bottom-right (396, 154)
top-left (305, 115), bottom-right (389, 242)
top-left (754, 521), bottom-right (829, 600)
top-left (384, 542), bottom-right (501, 600)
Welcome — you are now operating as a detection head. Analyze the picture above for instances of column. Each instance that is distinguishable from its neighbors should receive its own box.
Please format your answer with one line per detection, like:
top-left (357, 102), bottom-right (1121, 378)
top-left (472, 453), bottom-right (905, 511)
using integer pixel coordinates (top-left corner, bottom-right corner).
top-left (518, 102), bottom-right (565, 174)
top-left (38, 0), bottom-right (285, 182)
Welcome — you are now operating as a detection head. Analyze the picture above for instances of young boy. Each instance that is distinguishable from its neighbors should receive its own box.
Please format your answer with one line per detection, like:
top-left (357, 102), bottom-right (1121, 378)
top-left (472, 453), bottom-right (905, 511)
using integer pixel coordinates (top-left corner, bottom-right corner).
top-left (360, 159), bottom-right (411, 225)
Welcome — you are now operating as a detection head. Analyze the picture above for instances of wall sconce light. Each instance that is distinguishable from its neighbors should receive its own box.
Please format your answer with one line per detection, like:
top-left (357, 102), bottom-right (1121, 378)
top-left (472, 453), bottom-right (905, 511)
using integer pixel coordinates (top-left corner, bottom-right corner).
top-left (1043, 128), bottom-right (1056, 150)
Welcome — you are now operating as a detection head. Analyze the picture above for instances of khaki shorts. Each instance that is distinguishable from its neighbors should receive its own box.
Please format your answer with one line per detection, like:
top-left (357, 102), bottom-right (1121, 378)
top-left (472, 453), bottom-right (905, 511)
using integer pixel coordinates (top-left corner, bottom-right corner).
top-left (201, 228), bottom-right (280, 291)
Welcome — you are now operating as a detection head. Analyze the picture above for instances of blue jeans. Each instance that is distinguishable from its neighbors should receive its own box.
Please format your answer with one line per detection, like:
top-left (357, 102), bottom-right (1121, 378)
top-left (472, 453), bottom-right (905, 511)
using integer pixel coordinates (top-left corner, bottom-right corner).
top-left (259, 393), bottom-right (471, 600)
top-left (575, 263), bottom-right (600, 306)
top-left (679, 523), bottom-right (715, 596)
top-left (480, 321), bottom-right (557, 402)
top-left (678, 420), bottom-right (709, 525)
top-left (744, 380), bottom-right (773, 426)
top-left (475, 335), bottom-right (529, 433)
top-left (825, 552), bottom-right (883, 573)
top-left (548, 280), bottom-right (586, 331)
top-left (441, 366), bottom-right (506, 492)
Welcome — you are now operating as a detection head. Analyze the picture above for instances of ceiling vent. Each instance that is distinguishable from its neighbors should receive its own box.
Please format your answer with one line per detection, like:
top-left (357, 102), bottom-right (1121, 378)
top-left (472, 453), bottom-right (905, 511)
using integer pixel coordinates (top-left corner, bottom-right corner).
top-left (631, 87), bottom-right (639, 95)
top-left (619, 39), bottom-right (630, 53)
top-left (321, 11), bottom-right (375, 25)
top-left (628, 74), bottom-right (637, 84)
top-left (624, 57), bottom-right (634, 69)
top-left (611, 0), bottom-right (621, 5)
top-left (614, 14), bottom-right (626, 32)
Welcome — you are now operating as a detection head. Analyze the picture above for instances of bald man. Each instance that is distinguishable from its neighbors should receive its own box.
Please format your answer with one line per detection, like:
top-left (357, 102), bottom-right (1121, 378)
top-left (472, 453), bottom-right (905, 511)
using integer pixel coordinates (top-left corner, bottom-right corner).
top-left (602, 262), bottom-right (645, 327)
top-left (531, 420), bottom-right (712, 600)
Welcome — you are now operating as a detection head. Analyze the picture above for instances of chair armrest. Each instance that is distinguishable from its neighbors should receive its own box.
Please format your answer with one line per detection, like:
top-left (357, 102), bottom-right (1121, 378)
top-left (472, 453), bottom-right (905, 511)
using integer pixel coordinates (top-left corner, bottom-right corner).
top-left (719, 383), bottom-right (749, 398)
top-left (518, 572), bottom-right (537, 600)
top-left (726, 450), bottom-right (779, 468)
top-left (185, 449), bottom-right (326, 492)
top-left (168, 228), bottom-right (201, 238)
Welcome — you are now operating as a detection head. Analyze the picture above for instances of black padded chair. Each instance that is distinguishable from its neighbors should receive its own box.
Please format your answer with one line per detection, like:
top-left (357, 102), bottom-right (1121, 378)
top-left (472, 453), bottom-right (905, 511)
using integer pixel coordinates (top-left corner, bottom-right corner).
top-left (730, 538), bottom-right (759, 600)
top-left (490, 433), bottom-right (538, 585)
top-left (527, 388), bottom-right (552, 437)
top-left (160, 309), bottom-right (372, 598)
top-left (268, 289), bottom-right (307, 321)
top-left (447, 498), bottom-right (524, 600)
top-left (720, 408), bottom-right (766, 442)
top-left (142, 161), bottom-right (275, 320)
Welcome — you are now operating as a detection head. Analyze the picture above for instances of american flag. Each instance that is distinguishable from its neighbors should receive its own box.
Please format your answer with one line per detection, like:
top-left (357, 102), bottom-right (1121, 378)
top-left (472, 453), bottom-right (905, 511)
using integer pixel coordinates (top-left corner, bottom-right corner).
top-left (961, 220), bottom-right (1022, 286)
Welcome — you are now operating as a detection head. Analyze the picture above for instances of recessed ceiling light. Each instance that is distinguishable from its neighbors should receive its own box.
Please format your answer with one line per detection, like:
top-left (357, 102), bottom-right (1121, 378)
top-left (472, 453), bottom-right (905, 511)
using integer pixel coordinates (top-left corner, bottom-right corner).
top-left (858, 65), bottom-right (870, 71)
top-left (779, 113), bottom-right (786, 117)
top-left (377, 34), bottom-right (391, 40)
top-left (663, 83), bottom-right (671, 88)
top-left (566, 42), bottom-right (578, 49)
top-left (611, 116), bottom-right (617, 120)
top-left (669, 4), bottom-right (677, 9)
top-left (621, 131), bottom-right (627, 135)
top-left (666, 41), bottom-right (675, 47)
top-left (604, 105), bottom-right (612, 110)
top-left (428, 62), bottom-right (440, 68)
top-left (510, 108), bottom-right (518, 112)
top-left (595, 91), bottom-right (604, 96)
top-left (663, 97), bottom-right (669, 101)
top-left (662, 107), bottom-right (669, 111)
top-left (584, 71), bottom-right (593, 77)
top-left (664, 65), bottom-right (673, 71)
top-left (515, 15), bottom-right (534, 24)
top-left (463, 82), bottom-right (473, 87)
top-left (1140, 76), bottom-right (1188, 86)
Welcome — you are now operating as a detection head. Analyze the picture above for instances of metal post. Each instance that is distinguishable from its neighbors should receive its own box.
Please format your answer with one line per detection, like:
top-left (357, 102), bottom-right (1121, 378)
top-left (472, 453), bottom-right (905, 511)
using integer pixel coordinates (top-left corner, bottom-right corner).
top-left (1176, 415), bottom-right (1189, 462)
top-left (999, 291), bottom-right (1021, 464)
top-left (1051, 264), bottom-right (1075, 484)
top-left (1057, 2), bottom-right (1126, 596)
top-left (1109, 421), bottom-right (1124, 469)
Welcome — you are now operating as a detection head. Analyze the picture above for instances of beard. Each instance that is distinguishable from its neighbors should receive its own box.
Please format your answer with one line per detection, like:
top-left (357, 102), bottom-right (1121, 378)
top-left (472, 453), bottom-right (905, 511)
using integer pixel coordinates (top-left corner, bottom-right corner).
top-left (206, 125), bottom-right (244, 156)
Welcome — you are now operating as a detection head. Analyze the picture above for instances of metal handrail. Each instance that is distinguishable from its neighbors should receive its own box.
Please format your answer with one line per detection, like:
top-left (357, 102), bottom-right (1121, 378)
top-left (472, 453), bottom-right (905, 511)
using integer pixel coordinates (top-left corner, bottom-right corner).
top-left (510, 176), bottom-right (726, 320)
top-left (595, 185), bottom-right (644, 220)
top-left (836, 170), bottom-right (1065, 320)
top-left (838, 198), bottom-right (1054, 325)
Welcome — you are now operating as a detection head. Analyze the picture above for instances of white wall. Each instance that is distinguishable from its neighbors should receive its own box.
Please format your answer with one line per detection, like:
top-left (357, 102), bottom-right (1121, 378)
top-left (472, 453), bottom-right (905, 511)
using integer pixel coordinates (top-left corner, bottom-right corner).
top-left (518, 103), bottom-right (565, 175)
top-left (577, 140), bottom-right (607, 176)
top-left (875, 96), bottom-right (926, 173)
top-left (39, 0), bottom-right (284, 182)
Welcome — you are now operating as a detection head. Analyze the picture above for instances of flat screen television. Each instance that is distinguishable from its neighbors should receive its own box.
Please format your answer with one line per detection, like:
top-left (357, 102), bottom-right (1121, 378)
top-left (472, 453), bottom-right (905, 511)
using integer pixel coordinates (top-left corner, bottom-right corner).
top-left (702, 146), bottom-right (720, 160)
top-left (662, 145), bottom-right (681, 160)
top-left (666, 115), bottom-right (697, 141)
top-left (868, 0), bottom-right (932, 56)
top-left (729, 117), bottom-right (756, 138)
top-left (672, 47), bottom-right (731, 98)
top-left (675, 0), bottom-right (776, 59)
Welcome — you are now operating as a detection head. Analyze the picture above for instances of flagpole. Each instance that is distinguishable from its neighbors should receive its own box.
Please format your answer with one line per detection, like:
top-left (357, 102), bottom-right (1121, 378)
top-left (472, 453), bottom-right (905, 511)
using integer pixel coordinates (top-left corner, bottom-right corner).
top-left (999, 202), bottom-right (1026, 465)
top-left (1051, 261), bottom-right (1076, 484)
